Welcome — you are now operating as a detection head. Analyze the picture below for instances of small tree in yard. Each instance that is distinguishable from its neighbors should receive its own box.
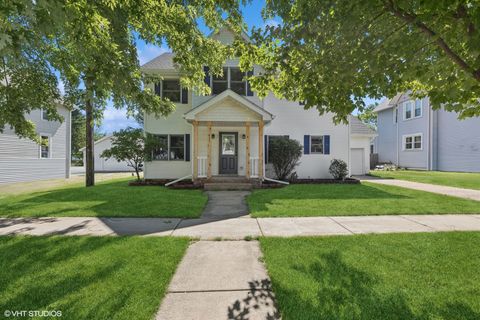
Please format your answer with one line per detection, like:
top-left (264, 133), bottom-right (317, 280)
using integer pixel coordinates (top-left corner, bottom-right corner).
top-left (101, 128), bottom-right (144, 181)
top-left (269, 138), bottom-right (302, 181)
top-left (329, 159), bottom-right (348, 180)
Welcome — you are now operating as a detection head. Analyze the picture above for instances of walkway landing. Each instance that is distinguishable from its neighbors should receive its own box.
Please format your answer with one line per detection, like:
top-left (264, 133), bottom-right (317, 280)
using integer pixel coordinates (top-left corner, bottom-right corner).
top-left (155, 240), bottom-right (280, 320)
top-left (360, 177), bottom-right (480, 202)
top-left (2, 215), bottom-right (480, 239)
top-left (201, 191), bottom-right (251, 218)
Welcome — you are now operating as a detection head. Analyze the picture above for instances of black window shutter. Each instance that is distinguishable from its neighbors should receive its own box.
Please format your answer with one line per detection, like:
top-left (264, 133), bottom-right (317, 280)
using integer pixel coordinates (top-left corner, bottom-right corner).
top-left (182, 87), bottom-right (188, 104)
top-left (246, 70), bottom-right (254, 96)
top-left (203, 66), bottom-right (211, 87)
top-left (185, 134), bottom-right (191, 161)
top-left (264, 135), bottom-right (269, 163)
top-left (304, 135), bottom-right (310, 154)
top-left (154, 82), bottom-right (161, 96)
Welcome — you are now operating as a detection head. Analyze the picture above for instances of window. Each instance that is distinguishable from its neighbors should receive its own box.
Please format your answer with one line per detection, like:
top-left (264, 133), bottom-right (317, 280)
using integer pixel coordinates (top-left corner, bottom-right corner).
top-left (415, 99), bottom-right (422, 117)
top-left (40, 135), bottom-right (50, 158)
top-left (229, 68), bottom-right (246, 95)
top-left (151, 135), bottom-right (168, 160)
top-left (41, 109), bottom-right (49, 121)
top-left (404, 101), bottom-right (413, 120)
top-left (310, 136), bottom-right (324, 154)
top-left (162, 80), bottom-right (181, 102)
top-left (210, 67), bottom-right (250, 95)
top-left (150, 134), bottom-right (185, 161)
top-left (169, 135), bottom-right (185, 160)
top-left (393, 107), bottom-right (398, 123)
top-left (267, 135), bottom-right (289, 163)
top-left (403, 100), bottom-right (422, 120)
top-left (403, 134), bottom-right (422, 151)
top-left (212, 67), bottom-right (228, 95)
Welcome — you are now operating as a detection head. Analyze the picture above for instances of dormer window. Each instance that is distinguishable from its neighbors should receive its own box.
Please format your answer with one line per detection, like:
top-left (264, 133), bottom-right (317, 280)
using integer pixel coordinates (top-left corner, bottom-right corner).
top-left (206, 67), bottom-right (253, 96)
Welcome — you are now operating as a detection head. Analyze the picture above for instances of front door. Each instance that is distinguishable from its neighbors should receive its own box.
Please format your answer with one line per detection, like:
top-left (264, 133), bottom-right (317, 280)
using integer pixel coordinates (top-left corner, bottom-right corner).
top-left (219, 132), bottom-right (238, 174)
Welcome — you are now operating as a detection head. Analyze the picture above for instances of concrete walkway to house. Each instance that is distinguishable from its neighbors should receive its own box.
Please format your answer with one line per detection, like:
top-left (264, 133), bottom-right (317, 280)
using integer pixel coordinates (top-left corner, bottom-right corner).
top-left (358, 176), bottom-right (480, 202)
top-left (155, 240), bottom-right (280, 320)
top-left (2, 214), bottom-right (480, 239)
top-left (201, 191), bottom-right (250, 219)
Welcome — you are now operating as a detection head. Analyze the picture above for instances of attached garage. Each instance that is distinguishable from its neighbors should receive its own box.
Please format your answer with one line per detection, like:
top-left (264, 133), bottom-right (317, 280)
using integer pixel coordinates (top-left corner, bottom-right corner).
top-left (349, 116), bottom-right (377, 176)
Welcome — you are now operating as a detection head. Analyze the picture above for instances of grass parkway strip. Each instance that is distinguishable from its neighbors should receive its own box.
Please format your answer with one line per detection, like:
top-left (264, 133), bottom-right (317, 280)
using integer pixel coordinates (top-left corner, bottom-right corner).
top-left (0, 236), bottom-right (190, 320)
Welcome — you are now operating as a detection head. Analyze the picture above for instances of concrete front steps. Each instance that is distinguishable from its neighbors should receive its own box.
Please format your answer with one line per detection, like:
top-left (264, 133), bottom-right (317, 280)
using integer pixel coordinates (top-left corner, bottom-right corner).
top-left (203, 176), bottom-right (258, 191)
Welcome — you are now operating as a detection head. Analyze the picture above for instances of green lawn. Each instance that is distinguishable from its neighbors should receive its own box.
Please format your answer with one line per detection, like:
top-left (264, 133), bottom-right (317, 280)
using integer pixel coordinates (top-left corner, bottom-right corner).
top-left (260, 233), bottom-right (480, 320)
top-left (0, 178), bottom-right (207, 218)
top-left (0, 236), bottom-right (189, 320)
top-left (247, 183), bottom-right (480, 217)
top-left (371, 170), bottom-right (480, 190)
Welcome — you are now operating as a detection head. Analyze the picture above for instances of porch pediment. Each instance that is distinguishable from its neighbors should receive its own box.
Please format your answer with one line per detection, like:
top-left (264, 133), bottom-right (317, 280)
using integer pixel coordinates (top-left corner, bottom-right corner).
top-left (183, 89), bottom-right (274, 123)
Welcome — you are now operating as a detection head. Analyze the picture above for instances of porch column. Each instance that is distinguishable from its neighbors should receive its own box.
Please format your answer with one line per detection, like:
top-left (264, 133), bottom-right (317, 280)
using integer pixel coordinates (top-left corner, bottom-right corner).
top-left (193, 120), bottom-right (198, 179)
top-left (258, 120), bottom-right (264, 179)
top-left (245, 122), bottom-right (251, 179)
top-left (207, 121), bottom-right (212, 179)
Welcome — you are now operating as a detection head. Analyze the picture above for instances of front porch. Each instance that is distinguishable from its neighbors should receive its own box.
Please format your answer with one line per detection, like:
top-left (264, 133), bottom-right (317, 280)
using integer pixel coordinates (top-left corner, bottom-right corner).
top-left (184, 90), bottom-right (273, 182)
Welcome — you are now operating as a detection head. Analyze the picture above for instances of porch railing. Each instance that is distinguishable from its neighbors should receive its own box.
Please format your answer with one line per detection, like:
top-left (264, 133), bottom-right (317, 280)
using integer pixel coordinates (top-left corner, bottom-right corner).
top-left (197, 156), bottom-right (207, 178)
top-left (250, 157), bottom-right (259, 178)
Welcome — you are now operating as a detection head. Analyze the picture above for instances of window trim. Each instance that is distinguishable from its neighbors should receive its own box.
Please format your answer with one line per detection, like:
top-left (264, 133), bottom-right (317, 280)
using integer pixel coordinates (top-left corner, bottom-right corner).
top-left (158, 79), bottom-right (187, 104)
top-left (402, 133), bottom-right (423, 151)
top-left (151, 134), bottom-right (186, 161)
top-left (40, 109), bottom-right (49, 121)
top-left (210, 67), bottom-right (249, 96)
top-left (39, 134), bottom-right (51, 159)
top-left (403, 99), bottom-right (423, 121)
top-left (310, 135), bottom-right (325, 154)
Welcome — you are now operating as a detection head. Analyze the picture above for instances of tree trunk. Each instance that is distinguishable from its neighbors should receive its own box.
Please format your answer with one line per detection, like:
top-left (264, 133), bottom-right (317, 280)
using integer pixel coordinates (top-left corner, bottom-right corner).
top-left (135, 166), bottom-right (140, 181)
top-left (85, 79), bottom-right (95, 187)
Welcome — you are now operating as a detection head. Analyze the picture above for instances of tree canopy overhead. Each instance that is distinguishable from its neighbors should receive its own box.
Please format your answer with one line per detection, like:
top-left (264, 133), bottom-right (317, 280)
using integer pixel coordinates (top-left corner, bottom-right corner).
top-left (242, 0), bottom-right (480, 121)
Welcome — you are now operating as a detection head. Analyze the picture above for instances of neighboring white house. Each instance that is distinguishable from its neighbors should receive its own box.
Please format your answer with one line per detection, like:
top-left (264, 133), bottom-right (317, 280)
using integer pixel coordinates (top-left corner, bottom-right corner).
top-left (80, 136), bottom-right (133, 172)
top-left (374, 92), bottom-right (480, 172)
top-left (141, 28), bottom-right (376, 181)
top-left (0, 106), bottom-right (71, 184)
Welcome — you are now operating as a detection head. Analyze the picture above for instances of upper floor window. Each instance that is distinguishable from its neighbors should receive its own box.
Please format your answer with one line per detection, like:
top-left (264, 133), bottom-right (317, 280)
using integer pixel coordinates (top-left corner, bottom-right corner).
top-left (41, 109), bottom-right (49, 121)
top-left (212, 67), bottom-right (228, 95)
top-left (207, 67), bottom-right (253, 96)
top-left (403, 99), bottom-right (422, 120)
top-left (393, 107), bottom-right (398, 123)
top-left (40, 135), bottom-right (50, 158)
top-left (154, 80), bottom-right (188, 104)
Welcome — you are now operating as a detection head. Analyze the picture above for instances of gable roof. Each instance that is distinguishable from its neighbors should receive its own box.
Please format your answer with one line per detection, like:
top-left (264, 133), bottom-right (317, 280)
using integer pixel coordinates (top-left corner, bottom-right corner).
top-left (79, 135), bottom-right (112, 152)
top-left (183, 89), bottom-right (274, 122)
top-left (373, 93), bottom-right (405, 113)
top-left (141, 52), bottom-right (175, 70)
top-left (349, 115), bottom-right (377, 136)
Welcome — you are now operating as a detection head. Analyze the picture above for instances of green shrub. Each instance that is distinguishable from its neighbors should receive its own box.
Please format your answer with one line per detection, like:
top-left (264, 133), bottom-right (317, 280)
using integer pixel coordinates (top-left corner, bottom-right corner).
top-left (329, 159), bottom-right (348, 180)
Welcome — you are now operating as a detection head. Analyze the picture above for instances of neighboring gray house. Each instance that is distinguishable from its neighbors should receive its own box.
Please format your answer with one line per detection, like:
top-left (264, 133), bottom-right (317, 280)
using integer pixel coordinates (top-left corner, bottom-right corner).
top-left (80, 135), bottom-right (134, 172)
top-left (0, 106), bottom-right (71, 184)
top-left (374, 92), bottom-right (480, 172)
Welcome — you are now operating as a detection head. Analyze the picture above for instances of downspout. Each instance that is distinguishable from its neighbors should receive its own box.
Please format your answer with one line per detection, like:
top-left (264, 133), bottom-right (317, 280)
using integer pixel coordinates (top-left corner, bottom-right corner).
top-left (396, 105), bottom-right (399, 166)
top-left (427, 100), bottom-right (432, 170)
top-left (347, 119), bottom-right (351, 177)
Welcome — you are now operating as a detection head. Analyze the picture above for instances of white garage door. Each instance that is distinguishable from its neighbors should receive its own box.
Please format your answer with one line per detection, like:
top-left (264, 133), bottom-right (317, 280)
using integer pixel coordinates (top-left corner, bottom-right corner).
top-left (350, 148), bottom-right (365, 175)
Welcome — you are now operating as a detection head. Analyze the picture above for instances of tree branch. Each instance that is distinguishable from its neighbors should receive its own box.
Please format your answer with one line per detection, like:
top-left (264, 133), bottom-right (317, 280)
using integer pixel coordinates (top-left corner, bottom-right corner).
top-left (385, 0), bottom-right (480, 82)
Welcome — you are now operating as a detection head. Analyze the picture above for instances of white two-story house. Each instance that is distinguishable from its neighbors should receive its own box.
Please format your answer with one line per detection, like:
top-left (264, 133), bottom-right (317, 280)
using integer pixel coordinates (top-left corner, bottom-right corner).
top-left (0, 105), bottom-right (71, 184)
top-left (374, 92), bottom-right (480, 172)
top-left (141, 28), bottom-right (375, 182)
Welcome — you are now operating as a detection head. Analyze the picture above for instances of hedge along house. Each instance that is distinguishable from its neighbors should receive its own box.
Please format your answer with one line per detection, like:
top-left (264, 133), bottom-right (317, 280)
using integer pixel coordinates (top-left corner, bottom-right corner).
top-left (141, 28), bottom-right (375, 185)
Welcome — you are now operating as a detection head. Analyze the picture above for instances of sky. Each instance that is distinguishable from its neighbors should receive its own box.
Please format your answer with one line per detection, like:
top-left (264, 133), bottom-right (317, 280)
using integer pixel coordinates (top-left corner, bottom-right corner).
top-left (97, 0), bottom-right (379, 134)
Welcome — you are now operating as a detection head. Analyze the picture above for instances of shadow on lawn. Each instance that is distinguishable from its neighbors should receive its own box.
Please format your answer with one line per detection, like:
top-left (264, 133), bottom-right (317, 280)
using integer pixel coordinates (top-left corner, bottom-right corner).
top-left (0, 236), bottom-right (130, 315)
top-left (249, 183), bottom-right (410, 213)
top-left (272, 250), bottom-right (480, 320)
top-left (0, 180), bottom-right (202, 218)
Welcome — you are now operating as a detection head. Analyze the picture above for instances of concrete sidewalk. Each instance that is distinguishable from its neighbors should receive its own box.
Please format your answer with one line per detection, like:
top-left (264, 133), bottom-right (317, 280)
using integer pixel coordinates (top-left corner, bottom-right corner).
top-left (361, 177), bottom-right (480, 202)
top-left (156, 241), bottom-right (280, 320)
top-left (2, 215), bottom-right (480, 239)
